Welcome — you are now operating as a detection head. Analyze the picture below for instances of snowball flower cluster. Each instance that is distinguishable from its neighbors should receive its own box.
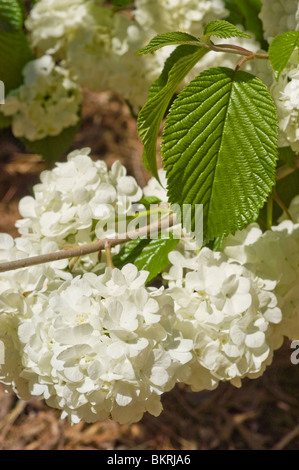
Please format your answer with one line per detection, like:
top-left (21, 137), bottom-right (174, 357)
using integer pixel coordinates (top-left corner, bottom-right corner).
top-left (24, 0), bottom-right (230, 113)
top-left (25, 0), bottom-right (164, 112)
top-left (16, 148), bottom-right (142, 273)
top-left (0, 233), bottom-right (71, 396)
top-left (223, 218), bottom-right (299, 341)
top-left (1, 55), bottom-right (82, 141)
top-left (25, 0), bottom-right (103, 59)
top-left (134, 0), bottom-right (228, 37)
top-left (163, 248), bottom-right (283, 391)
top-left (259, 0), bottom-right (299, 43)
top-left (3, 264), bottom-right (192, 424)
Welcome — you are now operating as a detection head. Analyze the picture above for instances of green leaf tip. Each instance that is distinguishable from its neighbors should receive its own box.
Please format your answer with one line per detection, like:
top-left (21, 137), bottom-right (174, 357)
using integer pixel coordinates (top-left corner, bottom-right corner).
top-left (138, 31), bottom-right (202, 55)
top-left (203, 20), bottom-right (251, 39)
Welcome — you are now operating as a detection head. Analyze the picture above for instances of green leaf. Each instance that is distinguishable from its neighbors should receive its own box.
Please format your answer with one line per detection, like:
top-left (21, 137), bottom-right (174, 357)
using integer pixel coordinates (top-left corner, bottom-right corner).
top-left (203, 20), bottom-right (251, 40)
top-left (138, 32), bottom-right (202, 55)
top-left (113, 233), bottom-right (179, 283)
top-left (269, 32), bottom-right (299, 81)
top-left (0, 0), bottom-right (23, 33)
top-left (137, 44), bottom-right (208, 180)
top-left (162, 67), bottom-right (278, 241)
top-left (139, 195), bottom-right (162, 209)
top-left (111, 0), bottom-right (132, 7)
top-left (223, 0), bottom-right (264, 44)
top-left (22, 120), bottom-right (81, 164)
top-left (0, 1), bottom-right (34, 93)
top-left (0, 31), bottom-right (34, 93)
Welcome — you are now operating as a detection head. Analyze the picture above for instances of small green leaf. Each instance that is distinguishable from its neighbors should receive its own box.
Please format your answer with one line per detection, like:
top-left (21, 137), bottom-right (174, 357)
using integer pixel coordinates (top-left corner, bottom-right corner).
top-left (0, 1), bottom-right (34, 93)
top-left (269, 31), bottom-right (299, 81)
top-left (138, 32), bottom-right (202, 55)
top-left (162, 67), bottom-right (278, 241)
top-left (137, 44), bottom-right (208, 180)
top-left (111, 0), bottom-right (132, 7)
top-left (0, 0), bottom-right (23, 33)
top-left (22, 120), bottom-right (81, 164)
top-left (139, 196), bottom-right (162, 209)
top-left (0, 31), bottom-right (34, 93)
top-left (223, 0), bottom-right (264, 44)
top-left (113, 233), bottom-right (179, 283)
top-left (203, 20), bottom-right (251, 40)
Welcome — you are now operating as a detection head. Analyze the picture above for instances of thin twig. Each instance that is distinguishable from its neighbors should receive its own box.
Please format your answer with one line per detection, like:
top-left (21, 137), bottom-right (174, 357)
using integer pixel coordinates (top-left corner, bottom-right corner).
top-left (276, 156), bottom-right (299, 181)
top-left (0, 215), bottom-right (175, 273)
top-left (273, 191), bottom-right (293, 221)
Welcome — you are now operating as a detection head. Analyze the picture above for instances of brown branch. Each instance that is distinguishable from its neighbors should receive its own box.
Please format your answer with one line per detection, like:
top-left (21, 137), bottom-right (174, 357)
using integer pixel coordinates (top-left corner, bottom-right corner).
top-left (0, 215), bottom-right (175, 273)
top-left (276, 156), bottom-right (299, 181)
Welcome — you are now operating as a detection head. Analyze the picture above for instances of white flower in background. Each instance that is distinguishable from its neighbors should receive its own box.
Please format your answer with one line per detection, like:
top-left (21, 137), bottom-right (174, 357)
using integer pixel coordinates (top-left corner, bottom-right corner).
top-left (65, 7), bottom-right (162, 112)
top-left (134, 0), bottom-right (228, 37)
top-left (223, 205), bottom-right (299, 341)
top-left (1, 55), bottom-right (82, 141)
top-left (270, 52), bottom-right (299, 153)
top-left (16, 148), bottom-right (142, 274)
top-left (259, 0), bottom-right (299, 43)
top-left (25, 0), bottom-right (104, 59)
top-left (16, 265), bottom-right (192, 424)
top-left (164, 248), bottom-right (283, 390)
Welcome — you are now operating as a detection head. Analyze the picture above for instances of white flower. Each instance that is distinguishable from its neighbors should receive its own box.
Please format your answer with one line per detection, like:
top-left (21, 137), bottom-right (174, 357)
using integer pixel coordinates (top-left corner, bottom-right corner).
top-left (259, 0), bottom-right (299, 43)
top-left (134, 0), bottom-right (228, 37)
top-left (165, 247), bottom-right (283, 390)
top-left (16, 265), bottom-right (192, 424)
top-left (16, 148), bottom-right (142, 274)
top-left (223, 214), bottom-right (299, 341)
top-left (0, 231), bottom-right (72, 398)
top-left (25, 0), bottom-right (104, 58)
top-left (270, 52), bottom-right (299, 153)
top-left (1, 55), bottom-right (82, 141)
top-left (143, 168), bottom-right (168, 202)
top-left (0, 233), bottom-right (70, 296)
top-left (65, 7), bottom-right (162, 112)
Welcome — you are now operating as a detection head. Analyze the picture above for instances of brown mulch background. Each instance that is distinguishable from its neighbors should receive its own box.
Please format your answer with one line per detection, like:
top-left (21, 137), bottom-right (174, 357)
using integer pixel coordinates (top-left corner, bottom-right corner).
top-left (1, 91), bottom-right (299, 451)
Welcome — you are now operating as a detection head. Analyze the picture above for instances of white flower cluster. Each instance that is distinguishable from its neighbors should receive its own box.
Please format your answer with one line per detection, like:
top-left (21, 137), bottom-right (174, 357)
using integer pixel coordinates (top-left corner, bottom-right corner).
top-left (11, 265), bottom-right (192, 425)
top-left (25, 0), bottom-right (102, 59)
top-left (259, 0), bottom-right (299, 43)
top-left (1, 55), bottom-right (82, 141)
top-left (24, 0), bottom-right (228, 113)
top-left (223, 219), bottom-right (299, 342)
top-left (134, 0), bottom-right (228, 37)
top-left (162, 248), bottom-right (283, 391)
top-left (0, 233), bottom-right (71, 397)
top-left (0, 148), bottom-right (299, 423)
top-left (16, 147), bottom-right (142, 273)
top-left (255, 1), bottom-right (299, 154)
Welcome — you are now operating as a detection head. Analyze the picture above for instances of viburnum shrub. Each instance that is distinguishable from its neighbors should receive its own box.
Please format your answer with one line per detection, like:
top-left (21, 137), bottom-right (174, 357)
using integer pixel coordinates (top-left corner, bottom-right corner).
top-left (0, 0), bottom-right (299, 425)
